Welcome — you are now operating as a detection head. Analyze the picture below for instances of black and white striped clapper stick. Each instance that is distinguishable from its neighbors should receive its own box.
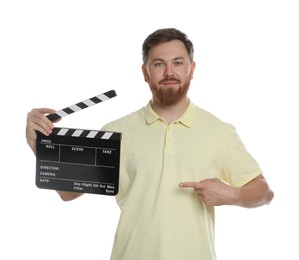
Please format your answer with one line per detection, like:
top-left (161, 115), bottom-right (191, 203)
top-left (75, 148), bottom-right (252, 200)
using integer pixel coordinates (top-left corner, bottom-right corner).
top-left (47, 89), bottom-right (117, 122)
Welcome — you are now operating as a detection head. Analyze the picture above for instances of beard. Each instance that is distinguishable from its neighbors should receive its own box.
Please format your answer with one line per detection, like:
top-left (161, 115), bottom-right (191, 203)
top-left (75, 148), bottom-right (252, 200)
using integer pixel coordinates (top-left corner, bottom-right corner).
top-left (150, 75), bottom-right (191, 106)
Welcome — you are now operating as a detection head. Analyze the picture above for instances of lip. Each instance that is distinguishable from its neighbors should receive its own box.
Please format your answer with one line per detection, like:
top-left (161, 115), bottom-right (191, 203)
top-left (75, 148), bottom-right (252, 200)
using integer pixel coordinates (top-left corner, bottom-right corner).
top-left (161, 80), bottom-right (179, 86)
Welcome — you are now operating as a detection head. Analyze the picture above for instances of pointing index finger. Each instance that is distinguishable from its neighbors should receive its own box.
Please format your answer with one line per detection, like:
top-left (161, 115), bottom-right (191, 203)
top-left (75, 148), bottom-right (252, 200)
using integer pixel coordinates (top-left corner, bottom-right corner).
top-left (179, 182), bottom-right (200, 188)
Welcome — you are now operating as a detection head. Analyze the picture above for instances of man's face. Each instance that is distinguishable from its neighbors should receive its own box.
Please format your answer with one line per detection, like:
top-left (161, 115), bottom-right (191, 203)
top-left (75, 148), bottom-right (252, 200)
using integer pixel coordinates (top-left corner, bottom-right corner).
top-left (142, 40), bottom-right (195, 106)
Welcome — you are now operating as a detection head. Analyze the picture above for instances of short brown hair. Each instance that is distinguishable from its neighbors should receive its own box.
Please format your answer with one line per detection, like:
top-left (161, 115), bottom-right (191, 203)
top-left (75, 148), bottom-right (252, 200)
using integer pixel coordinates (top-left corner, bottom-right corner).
top-left (142, 28), bottom-right (194, 64)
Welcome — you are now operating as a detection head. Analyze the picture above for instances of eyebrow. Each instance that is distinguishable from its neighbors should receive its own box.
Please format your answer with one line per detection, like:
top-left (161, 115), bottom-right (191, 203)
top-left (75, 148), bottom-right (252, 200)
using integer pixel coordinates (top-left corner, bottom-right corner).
top-left (151, 56), bottom-right (185, 63)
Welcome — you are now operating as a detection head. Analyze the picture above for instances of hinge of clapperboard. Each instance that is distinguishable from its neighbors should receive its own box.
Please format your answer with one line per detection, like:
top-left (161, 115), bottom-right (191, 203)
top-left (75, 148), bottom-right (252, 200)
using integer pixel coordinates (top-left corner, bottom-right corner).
top-left (46, 89), bottom-right (117, 139)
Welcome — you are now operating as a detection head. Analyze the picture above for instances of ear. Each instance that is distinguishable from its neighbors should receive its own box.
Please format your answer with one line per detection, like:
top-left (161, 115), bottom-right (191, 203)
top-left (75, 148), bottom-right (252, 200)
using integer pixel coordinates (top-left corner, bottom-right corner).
top-left (142, 64), bottom-right (149, 82)
top-left (190, 61), bottom-right (196, 79)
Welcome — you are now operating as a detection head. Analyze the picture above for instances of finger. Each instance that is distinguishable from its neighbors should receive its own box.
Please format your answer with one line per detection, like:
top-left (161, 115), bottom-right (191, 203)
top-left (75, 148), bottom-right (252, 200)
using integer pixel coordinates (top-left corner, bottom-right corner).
top-left (179, 182), bottom-right (200, 188)
top-left (31, 115), bottom-right (53, 134)
top-left (27, 108), bottom-right (56, 135)
top-left (35, 108), bottom-right (57, 126)
top-left (36, 107), bottom-right (57, 115)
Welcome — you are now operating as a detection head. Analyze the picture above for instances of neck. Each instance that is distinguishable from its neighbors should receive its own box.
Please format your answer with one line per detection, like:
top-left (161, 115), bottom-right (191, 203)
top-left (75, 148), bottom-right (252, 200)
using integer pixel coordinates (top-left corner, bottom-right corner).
top-left (151, 96), bottom-right (189, 124)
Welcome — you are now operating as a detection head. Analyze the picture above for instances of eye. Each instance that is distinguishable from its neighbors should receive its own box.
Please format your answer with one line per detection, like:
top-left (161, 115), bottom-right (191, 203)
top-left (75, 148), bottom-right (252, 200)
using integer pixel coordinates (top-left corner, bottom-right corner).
top-left (154, 62), bottom-right (164, 68)
top-left (174, 61), bottom-right (184, 66)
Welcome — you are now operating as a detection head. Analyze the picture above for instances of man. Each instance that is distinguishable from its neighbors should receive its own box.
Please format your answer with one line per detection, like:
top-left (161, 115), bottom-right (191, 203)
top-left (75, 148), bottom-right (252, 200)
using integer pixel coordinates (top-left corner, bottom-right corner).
top-left (26, 28), bottom-right (274, 260)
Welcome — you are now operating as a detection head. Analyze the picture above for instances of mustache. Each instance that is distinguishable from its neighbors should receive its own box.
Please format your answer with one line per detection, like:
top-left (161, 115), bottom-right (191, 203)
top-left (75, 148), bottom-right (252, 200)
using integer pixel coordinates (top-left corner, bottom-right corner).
top-left (159, 77), bottom-right (181, 84)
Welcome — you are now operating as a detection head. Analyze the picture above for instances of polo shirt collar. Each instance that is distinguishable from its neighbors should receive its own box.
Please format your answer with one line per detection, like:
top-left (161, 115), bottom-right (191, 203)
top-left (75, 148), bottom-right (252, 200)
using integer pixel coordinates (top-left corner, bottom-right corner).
top-left (144, 101), bottom-right (195, 128)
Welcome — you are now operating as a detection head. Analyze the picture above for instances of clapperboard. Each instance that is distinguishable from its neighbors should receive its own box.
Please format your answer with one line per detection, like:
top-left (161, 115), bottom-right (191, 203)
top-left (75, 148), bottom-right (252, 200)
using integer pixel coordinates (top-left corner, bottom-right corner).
top-left (36, 90), bottom-right (121, 196)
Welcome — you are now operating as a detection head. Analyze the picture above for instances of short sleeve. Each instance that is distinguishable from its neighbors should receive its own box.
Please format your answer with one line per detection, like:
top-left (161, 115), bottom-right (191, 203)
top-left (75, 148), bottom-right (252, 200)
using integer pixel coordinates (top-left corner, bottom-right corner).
top-left (221, 126), bottom-right (262, 187)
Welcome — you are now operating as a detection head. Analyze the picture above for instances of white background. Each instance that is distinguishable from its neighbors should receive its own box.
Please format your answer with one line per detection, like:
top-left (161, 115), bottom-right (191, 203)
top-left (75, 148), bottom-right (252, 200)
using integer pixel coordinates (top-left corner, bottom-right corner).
top-left (1, 0), bottom-right (298, 259)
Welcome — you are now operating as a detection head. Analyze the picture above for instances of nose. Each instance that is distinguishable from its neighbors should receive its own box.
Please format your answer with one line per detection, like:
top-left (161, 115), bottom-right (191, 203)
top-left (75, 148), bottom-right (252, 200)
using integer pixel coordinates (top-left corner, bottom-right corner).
top-left (164, 64), bottom-right (174, 78)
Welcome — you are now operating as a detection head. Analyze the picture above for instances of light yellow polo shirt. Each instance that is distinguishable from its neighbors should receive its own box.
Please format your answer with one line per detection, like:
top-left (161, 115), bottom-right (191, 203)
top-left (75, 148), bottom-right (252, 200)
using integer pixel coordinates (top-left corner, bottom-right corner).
top-left (101, 101), bottom-right (262, 260)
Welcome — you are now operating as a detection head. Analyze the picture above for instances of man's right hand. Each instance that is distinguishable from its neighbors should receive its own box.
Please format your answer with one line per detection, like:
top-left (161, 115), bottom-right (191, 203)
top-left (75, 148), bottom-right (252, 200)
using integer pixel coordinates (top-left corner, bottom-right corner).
top-left (26, 108), bottom-right (58, 154)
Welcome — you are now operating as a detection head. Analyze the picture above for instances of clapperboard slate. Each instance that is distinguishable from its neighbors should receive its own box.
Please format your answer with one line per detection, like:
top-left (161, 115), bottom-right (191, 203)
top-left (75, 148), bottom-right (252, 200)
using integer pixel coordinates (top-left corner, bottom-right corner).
top-left (35, 90), bottom-right (121, 196)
